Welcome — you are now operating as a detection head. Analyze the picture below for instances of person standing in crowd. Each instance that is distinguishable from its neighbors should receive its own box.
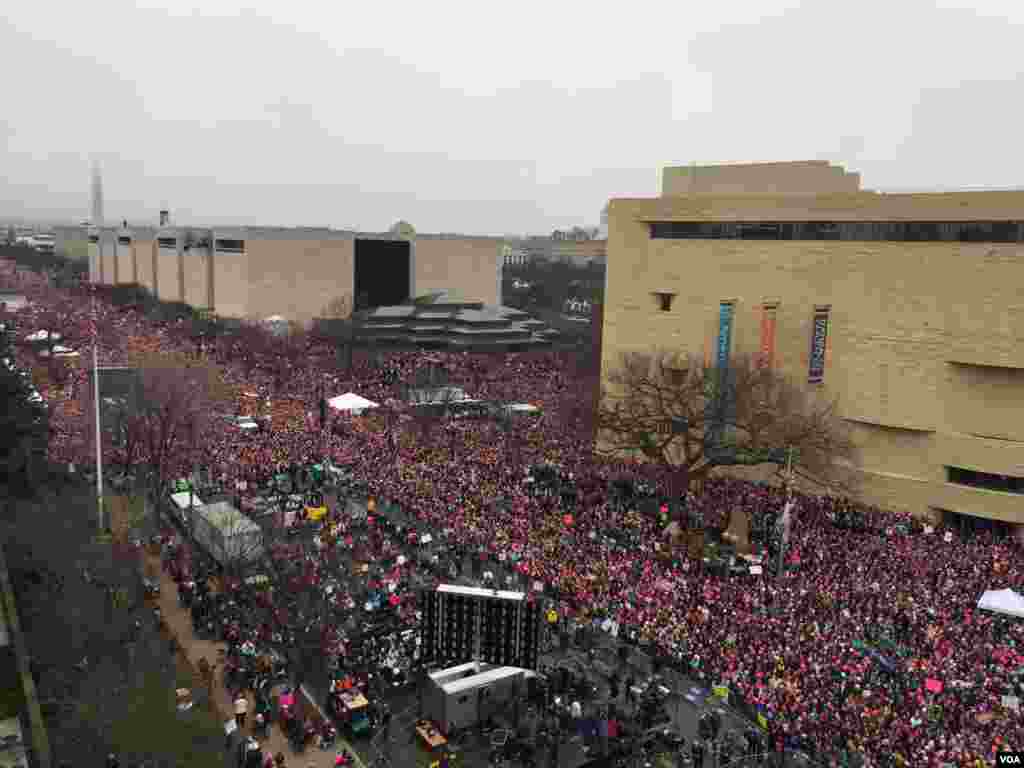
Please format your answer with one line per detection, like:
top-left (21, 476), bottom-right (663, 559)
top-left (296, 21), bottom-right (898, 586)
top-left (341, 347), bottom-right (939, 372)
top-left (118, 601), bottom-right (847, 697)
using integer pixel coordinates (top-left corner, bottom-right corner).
top-left (691, 738), bottom-right (705, 767)
top-left (235, 692), bottom-right (249, 729)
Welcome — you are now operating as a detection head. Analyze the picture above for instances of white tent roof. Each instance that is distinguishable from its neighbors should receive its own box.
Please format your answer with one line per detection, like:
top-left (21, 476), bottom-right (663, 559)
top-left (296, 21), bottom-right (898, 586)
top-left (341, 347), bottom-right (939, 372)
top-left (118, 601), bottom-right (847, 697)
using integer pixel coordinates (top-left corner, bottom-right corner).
top-left (170, 491), bottom-right (204, 510)
top-left (328, 392), bottom-right (380, 412)
top-left (25, 330), bottom-right (61, 341)
top-left (504, 403), bottom-right (539, 413)
top-left (977, 588), bottom-right (1024, 618)
top-left (200, 500), bottom-right (260, 532)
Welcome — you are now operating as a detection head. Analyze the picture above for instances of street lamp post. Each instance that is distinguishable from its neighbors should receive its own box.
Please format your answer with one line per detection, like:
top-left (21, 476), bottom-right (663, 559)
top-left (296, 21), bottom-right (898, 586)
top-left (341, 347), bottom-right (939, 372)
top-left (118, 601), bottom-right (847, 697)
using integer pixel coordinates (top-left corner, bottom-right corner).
top-left (775, 446), bottom-right (795, 579)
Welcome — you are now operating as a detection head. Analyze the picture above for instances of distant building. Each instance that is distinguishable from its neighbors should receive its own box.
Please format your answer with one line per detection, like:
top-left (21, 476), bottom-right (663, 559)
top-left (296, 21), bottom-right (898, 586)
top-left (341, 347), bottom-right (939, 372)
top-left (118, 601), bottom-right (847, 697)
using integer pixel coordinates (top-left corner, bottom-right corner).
top-left (54, 224), bottom-right (89, 262)
top-left (358, 297), bottom-right (557, 350)
top-left (503, 247), bottom-right (529, 268)
top-left (89, 225), bottom-right (508, 327)
top-left (519, 236), bottom-right (606, 267)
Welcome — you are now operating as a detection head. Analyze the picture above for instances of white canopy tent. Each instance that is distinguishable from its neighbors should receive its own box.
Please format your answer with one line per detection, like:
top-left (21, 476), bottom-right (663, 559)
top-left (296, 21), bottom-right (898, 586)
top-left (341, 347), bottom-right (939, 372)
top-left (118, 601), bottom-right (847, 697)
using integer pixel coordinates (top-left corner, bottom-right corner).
top-left (977, 588), bottom-right (1024, 619)
top-left (170, 491), bottom-right (205, 511)
top-left (328, 392), bottom-right (380, 415)
top-left (25, 330), bottom-right (61, 342)
top-left (503, 403), bottom-right (540, 414)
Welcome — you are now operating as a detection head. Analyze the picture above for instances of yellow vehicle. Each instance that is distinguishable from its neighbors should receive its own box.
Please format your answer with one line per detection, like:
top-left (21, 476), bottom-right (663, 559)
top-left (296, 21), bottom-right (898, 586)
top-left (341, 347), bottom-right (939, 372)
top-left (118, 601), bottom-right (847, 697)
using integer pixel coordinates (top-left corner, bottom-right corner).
top-left (306, 491), bottom-right (328, 522)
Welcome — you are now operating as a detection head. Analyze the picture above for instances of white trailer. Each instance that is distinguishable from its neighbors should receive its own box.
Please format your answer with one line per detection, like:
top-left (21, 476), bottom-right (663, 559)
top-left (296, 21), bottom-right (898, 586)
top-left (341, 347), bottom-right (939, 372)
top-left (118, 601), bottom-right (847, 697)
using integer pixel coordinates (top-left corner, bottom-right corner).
top-left (168, 490), bottom-right (204, 528)
top-left (425, 665), bottom-right (525, 735)
top-left (191, 501), bottom-right (263, 567)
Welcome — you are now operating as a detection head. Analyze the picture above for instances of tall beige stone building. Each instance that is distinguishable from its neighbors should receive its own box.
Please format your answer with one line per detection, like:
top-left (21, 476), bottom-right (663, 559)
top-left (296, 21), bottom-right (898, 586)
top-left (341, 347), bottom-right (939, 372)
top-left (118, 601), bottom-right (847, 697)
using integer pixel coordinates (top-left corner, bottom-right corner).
top-left (602, 161), bottom-right (1024, 526)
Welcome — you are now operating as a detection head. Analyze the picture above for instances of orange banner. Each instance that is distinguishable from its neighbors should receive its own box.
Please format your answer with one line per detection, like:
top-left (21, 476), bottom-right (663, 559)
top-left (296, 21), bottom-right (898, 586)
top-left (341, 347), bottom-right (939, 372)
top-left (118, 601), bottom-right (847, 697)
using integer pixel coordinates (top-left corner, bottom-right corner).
top-left (759, 305), bottom-right (777, 369)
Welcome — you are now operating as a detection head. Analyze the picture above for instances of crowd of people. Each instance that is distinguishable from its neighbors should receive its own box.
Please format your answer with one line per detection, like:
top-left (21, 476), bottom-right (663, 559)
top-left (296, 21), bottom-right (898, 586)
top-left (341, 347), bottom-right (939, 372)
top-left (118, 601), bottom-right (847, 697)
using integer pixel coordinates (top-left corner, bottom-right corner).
top-left (5, 263), bottom-right (1024, 766)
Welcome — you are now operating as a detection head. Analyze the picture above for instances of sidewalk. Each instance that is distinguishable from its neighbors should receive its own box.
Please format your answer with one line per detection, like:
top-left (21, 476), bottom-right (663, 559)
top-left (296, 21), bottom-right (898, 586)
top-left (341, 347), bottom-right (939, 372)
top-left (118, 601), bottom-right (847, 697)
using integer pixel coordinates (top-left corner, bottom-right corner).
top-left (143, 551), bottom-right (368, 768)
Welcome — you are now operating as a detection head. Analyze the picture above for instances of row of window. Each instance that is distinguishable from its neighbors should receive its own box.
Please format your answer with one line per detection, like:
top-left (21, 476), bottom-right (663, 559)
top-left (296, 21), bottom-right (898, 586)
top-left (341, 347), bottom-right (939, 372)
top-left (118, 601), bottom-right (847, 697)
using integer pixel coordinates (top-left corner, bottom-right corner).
top-left (946, 466), bottom-right (1024, 495)
top-left (215, 239), bottom-right (245, 253)
top-left (649, 220), bottom-right (1024, 242)
top-left (94, 237), bottom-right (245, 252)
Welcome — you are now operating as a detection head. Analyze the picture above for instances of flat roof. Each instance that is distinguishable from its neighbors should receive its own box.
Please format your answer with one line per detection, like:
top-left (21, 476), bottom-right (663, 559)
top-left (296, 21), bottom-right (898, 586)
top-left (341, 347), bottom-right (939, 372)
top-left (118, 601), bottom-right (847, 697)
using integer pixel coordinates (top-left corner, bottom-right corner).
top-left (429, 661), bottom-right (486, 683)
top-left (441, 667), bottom-right (523, 695)
top-left (436, 584), bottom-right (524, 601)
top-left (612, 189), bottom-right (1024, 222)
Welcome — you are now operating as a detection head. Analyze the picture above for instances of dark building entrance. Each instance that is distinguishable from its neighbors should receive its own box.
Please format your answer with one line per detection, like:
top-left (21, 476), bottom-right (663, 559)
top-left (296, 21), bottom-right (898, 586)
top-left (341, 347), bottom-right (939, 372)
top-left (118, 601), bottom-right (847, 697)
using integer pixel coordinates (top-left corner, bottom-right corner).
top-left (354, 239), bottom-right (410, 310)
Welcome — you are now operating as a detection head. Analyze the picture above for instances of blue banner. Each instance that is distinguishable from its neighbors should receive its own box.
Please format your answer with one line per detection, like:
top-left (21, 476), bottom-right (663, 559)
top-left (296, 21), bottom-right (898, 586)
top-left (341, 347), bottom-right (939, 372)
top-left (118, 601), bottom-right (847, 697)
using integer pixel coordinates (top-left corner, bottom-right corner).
top-left (717, 302), bottom-right (734, 372)
top-left (808, 308), bottom-right (830, 384)
top-left (710, 303), bottom-right (735, 448)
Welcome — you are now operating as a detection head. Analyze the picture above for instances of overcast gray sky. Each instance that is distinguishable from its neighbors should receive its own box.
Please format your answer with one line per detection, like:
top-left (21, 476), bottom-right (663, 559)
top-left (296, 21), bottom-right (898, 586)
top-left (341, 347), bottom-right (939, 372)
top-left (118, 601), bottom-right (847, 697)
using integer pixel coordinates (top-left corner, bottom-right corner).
top-left (2, 0), bottom-right (1022, 235)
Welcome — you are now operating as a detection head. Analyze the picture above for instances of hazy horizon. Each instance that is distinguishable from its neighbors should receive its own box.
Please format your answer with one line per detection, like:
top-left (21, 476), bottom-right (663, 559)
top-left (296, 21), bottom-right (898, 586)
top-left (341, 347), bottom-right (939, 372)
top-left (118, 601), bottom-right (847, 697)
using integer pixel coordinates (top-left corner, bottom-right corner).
top-left (3, 1), bottom-right (1023, 235)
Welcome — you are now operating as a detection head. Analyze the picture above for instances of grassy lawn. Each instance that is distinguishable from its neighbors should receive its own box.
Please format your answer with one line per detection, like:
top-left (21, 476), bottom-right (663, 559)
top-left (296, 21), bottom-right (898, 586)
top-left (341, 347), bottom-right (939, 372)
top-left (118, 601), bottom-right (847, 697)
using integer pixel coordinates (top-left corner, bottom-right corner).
top-left (2, 480), bottom-right (227, 767)
top-left (102, 660), bottom-right (224, 768)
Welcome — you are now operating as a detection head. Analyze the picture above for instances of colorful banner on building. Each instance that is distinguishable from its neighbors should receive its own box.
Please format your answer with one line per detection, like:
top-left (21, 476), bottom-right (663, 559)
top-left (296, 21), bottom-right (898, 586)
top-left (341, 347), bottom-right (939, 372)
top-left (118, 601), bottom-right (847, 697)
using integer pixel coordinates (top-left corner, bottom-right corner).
top-left (808, 307), bottom-right (830, 384)
top-left (717, 302), bottom-right (735, 372)
top-left (759, 304), bottom-right (778, 369)
top-left (710, 302), bottom-right (735, 447)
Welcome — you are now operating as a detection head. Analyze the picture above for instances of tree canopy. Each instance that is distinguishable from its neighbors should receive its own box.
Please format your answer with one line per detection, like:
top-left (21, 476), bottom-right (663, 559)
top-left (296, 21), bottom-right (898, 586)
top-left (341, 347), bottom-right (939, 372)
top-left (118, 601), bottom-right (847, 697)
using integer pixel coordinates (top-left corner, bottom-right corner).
top-left (598, 349), bottom-right (859, 493)
top-left (0, 329), bottom-right (48, 484)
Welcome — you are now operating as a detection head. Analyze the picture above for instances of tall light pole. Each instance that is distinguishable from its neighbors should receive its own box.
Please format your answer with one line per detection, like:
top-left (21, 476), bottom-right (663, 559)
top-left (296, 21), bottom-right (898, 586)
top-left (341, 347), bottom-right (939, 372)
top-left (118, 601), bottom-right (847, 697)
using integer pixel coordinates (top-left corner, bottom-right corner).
top-left (775, 446), bottom-right (795, 578)
top-left (91, 288), bottom-right (105, 533)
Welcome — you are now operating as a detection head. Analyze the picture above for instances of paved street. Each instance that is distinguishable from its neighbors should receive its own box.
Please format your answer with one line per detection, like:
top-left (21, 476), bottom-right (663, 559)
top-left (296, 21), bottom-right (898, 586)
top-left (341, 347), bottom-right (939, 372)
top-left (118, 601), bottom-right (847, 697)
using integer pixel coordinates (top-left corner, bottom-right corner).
top-left (146, 550), bottom-right (368, 768)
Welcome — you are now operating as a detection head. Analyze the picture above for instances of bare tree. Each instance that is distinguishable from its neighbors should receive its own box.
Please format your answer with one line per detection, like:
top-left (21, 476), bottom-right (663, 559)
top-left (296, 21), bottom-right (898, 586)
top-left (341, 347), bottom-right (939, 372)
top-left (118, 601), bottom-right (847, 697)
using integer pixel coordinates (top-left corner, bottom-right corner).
top-left (598, 350), bottom-right (859, 493)
top-left (117, 350), bottom-right (232, 525)
top-left (388, 220), bottom-right (416, 239)
top-left (313, 294), bottom-right (360, 374)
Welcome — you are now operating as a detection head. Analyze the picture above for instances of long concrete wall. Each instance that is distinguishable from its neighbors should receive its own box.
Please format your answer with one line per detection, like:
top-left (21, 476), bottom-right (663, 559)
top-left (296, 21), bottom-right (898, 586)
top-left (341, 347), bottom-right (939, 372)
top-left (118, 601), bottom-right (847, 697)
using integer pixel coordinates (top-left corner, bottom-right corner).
top-left (603, 197), bottom-right (1024, 521)
top-left (210, 247), bottom-right (247, 320)
top-left (87, 240), bottom-right (99, 283)
top-left (662, 160), bottom-right (861, 197)
top-left (145, 229), bottom-right (504, 325)
top-left (413, 237), bottom-right (502, 305)
top-left (115, 237), bottom-right (134, 284)
top-left (156, 244), bottom-right (181, 302)
top-left (242, 237), bottom-right (355, 327)
top-left (100, 238), bottom-right (117, 286)
top-left (136, 238), bottom-right (156, 294)
top-left (182, 245), bottom-right (211, 310)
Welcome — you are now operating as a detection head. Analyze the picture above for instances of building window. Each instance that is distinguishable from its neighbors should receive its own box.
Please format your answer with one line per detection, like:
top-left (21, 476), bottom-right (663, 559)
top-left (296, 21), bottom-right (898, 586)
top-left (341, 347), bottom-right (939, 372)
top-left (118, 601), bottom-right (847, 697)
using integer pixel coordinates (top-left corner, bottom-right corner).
top-left (648, 220), bottom-right (1024, 243)
top-left (157, 238), bottom-right (177, 248)
top-left (946, 466), bottom-right (1024, 494)
top-left (117, 236), bottom-right (131, 245)
top-left (652, 292), bottom-right (676, 312)
top-left (215, 239), bottom-right (245, 253)
top-left (88, 235), bottom-right (99, 244)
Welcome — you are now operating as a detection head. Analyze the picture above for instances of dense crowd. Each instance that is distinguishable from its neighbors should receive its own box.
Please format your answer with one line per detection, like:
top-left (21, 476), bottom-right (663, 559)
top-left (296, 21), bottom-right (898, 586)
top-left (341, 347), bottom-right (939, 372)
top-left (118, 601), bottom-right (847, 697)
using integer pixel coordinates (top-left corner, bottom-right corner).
top-left (5, 263), bottom-right (1024, 766)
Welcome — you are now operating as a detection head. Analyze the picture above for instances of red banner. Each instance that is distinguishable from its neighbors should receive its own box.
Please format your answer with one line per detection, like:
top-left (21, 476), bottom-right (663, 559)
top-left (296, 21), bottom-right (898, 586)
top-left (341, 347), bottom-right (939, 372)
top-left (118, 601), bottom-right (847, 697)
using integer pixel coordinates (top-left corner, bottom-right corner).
top-left (759, 305), bottom-right (777, 369)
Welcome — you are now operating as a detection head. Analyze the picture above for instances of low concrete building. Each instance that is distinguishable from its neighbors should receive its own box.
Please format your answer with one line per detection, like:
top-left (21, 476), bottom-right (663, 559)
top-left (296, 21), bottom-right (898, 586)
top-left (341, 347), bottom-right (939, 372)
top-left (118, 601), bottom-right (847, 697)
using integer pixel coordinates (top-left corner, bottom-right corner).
top-left (358, 297), bottom-right (556, 350)
top-left (91, 225), bottom-right (507, 326)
